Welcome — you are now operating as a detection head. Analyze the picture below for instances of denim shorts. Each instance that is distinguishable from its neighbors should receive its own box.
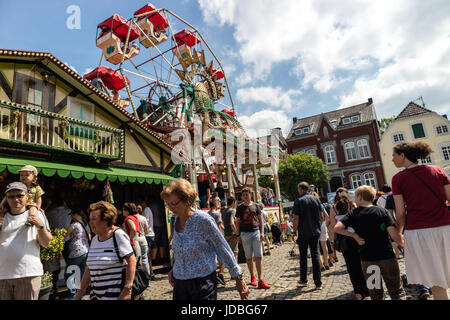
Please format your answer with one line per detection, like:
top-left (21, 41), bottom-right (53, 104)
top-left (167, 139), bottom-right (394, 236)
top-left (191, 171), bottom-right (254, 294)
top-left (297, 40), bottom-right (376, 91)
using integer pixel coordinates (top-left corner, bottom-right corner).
top-left (240, 230), bottom-right (263, 259)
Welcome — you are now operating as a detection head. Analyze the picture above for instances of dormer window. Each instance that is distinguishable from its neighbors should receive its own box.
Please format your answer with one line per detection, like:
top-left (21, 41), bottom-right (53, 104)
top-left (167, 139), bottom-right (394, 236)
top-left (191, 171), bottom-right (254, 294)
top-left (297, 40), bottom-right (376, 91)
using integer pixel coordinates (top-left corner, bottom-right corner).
top-left (295, 126), bottom-right (310, 135)
top-left (351, 115), bottom-right (360, 123)
top-left (342, 117), bottom-right (351, 125)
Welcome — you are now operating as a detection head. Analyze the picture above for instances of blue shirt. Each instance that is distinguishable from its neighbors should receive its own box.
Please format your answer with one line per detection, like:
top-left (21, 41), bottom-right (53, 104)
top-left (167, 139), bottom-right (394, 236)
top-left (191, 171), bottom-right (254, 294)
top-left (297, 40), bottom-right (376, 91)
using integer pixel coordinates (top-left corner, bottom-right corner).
top-left (172, 210), bottom-right (241, 280)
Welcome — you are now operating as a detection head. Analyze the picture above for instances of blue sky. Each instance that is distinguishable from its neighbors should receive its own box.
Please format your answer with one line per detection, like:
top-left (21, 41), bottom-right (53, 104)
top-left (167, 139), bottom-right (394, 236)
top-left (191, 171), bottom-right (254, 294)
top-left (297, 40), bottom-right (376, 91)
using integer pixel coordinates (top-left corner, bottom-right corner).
top-left (1, 0), bottom-right (449, 137)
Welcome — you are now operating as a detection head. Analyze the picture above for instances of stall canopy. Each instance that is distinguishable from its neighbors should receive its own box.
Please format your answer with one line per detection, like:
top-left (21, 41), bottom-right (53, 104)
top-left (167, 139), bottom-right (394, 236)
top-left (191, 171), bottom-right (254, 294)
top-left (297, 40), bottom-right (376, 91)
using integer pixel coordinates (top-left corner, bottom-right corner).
top-left (0, 156), bottom-right (175, 185)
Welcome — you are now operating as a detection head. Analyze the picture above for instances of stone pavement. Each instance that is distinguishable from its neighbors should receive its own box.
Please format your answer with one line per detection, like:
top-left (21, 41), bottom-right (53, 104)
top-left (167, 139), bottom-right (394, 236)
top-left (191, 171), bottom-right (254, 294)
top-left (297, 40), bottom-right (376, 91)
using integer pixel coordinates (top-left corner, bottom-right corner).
top-left (142, 241), bottom-right (446, 300)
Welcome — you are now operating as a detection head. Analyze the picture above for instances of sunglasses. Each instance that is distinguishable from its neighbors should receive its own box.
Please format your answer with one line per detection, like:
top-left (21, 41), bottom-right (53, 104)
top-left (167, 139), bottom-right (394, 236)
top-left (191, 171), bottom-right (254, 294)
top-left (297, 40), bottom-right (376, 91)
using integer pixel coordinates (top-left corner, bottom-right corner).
top-left (7, 194), bottom-right (26, 200)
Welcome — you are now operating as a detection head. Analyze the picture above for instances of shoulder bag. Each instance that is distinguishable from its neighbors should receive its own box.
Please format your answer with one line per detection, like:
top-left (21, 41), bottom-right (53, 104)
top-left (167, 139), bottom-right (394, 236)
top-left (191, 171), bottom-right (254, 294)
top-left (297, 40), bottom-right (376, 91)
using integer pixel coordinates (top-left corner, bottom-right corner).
top-left (112, 229), bottom-right (150, 299)
top-left (406, 168), bottom-right (449, 211)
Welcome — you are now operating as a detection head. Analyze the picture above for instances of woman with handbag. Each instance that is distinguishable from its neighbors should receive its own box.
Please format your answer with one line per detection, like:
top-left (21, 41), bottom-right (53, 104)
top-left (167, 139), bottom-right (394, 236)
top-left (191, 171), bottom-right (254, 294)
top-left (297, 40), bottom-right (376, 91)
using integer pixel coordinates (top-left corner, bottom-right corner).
top-left (74, 201), bottom-right (136, 300)
top-left (330, 189), bottom-right (369, 300)
top-left (392, 141), bottom-right (450, 300)
top-left (161, 179), bottom-right (250, 300)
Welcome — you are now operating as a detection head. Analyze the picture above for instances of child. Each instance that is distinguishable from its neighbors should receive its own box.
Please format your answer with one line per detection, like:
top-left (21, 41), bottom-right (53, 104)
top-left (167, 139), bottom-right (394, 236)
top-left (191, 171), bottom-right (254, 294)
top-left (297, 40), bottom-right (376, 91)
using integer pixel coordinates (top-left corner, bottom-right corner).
top-left (19, 165), bottom-right (45, 210)
top-left (19, 165), bottom-right (45, 227)
top-left (334, 185), bottom-right (406, 300)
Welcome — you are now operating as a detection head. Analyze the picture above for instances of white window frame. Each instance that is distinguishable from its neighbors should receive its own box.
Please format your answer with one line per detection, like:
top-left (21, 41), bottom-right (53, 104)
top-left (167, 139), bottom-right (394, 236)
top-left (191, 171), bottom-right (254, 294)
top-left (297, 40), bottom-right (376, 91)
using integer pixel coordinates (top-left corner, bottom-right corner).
top-left (294, 129), bottom-right (302, 136)
top-left (410, 122), bottom-right (427, 139)
top-left (351, 115), bottom-right (360, 123)
top-left (305, 148), bottom-right (317, 156)
top-left (435, 123), bottom-right (449, 136)
top-left (350, 173), bottom-right (363, 189)
top-left (342, 117), bottom-right (351, 125)
top-left (440, 143), bottom-right (450, 162)
top-left (362, 171), bottom-right (377, 189)
top-left (344, 142), bottom-right (357, 161)
top-left (357, 139), bottom-right (371, 159)
top-left (418, 156), bottom-right (433, 165)
top-left (324, 145), bottom-right (337, 164)
top-left (391, 132), bottom-right (406, 144)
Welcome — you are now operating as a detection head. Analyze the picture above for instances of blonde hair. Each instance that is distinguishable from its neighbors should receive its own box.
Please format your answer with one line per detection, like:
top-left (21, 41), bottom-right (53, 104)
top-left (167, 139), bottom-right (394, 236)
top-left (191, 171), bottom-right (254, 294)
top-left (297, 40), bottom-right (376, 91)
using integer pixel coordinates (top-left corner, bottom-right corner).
top-left (310, 191), bottom-right (319, 199)
top-left (160, 179), bottom-right (197, 208)
top-left (355, 185), bottom-right (376, 202)
top-left (87, 201), bottom-right (117, 226)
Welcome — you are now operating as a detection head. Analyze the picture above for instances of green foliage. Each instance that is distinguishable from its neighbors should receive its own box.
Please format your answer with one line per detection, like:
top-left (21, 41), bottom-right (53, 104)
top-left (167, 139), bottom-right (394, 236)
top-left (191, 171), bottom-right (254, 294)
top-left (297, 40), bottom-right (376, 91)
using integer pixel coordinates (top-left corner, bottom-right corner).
top-left (258, 174), bottom-right (274, 189)
top-left (40, 228), bottom-right (66, 262)
top-left (278, 153), bottom-right (329, 200)
top-left (40, 271), bottom-right (53, 288)
top-left (379, 116), bottom-right (395, 135)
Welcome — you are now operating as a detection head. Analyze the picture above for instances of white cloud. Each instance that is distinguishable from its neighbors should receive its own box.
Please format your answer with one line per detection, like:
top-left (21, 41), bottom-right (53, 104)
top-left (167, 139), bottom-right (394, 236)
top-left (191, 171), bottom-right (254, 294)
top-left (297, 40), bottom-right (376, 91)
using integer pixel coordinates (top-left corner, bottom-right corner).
top-left (237, 109), bottom-right (291, 138)
top-left (198, 0), bottom-right (450, 117)
top-left (83, 68), bottom-right (93, 77)
top-left (236, 86), bottom-right (303, 112)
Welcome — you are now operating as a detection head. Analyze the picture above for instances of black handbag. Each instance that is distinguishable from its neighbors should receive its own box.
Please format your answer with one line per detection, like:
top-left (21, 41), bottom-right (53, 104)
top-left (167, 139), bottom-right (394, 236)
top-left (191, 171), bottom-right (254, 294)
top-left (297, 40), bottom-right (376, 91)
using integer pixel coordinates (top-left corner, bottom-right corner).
top-left (112, 229), bottom-right (150, 299)
top-left (334, 234), bottom-right (349, 253)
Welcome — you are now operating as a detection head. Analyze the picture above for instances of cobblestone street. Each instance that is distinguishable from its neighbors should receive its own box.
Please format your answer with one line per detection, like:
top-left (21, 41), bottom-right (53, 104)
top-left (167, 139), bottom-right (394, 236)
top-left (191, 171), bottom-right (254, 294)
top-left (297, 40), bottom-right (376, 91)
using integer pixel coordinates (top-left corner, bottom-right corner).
top-left (143, 241), bottom-right (442, 300)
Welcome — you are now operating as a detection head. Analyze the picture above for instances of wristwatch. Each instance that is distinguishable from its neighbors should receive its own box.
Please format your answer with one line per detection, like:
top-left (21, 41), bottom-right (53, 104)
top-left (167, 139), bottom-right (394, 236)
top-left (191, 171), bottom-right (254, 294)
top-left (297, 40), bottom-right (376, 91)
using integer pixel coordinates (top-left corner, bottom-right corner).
top-left (124, 284), bottom-right (132, 290)
top-left (37, 225), bottom-right (44, 230)
top-left (232, 273), bottom-right (243, 280)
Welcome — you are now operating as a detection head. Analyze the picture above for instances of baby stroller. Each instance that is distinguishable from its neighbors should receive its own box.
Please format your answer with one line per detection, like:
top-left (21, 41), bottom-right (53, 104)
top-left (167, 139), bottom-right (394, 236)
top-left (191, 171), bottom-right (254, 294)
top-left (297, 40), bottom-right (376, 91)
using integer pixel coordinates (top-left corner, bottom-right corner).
top-left (271, 222), bottom-right (283, 245)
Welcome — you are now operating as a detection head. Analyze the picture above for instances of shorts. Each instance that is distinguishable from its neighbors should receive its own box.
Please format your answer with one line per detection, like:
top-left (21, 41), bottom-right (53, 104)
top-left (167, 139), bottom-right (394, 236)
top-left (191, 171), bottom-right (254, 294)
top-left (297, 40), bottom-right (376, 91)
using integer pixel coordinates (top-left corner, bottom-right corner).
top-left (240, 230), bottom-right (263, 259)
top-left (319, 222), bottom-right (328, 242)
top-left (146, 235), bottom-right (155, 249)
top-left (264, 224), bottom-right (269, 237)
top-left (0, 276), bottom-right (41, 300)
top-left (225, 235), bottom-right (238, 253)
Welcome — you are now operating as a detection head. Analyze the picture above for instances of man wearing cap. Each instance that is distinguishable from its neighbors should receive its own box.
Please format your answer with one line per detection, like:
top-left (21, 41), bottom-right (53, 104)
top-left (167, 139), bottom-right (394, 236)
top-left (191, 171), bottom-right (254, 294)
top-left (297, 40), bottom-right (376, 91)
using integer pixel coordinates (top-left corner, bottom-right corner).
top-left (0, 182), bottom-right (52, 300)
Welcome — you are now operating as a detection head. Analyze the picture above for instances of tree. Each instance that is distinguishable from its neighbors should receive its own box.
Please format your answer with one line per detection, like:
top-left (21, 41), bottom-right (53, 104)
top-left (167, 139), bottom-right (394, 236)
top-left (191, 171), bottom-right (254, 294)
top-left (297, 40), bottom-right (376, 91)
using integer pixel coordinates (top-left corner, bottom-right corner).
top-left (379, 116), bottom-right (395, 135)
top-left (278, 153), bottom-right (329, 201)
top-left (258, 174), bottom-right (274, 189)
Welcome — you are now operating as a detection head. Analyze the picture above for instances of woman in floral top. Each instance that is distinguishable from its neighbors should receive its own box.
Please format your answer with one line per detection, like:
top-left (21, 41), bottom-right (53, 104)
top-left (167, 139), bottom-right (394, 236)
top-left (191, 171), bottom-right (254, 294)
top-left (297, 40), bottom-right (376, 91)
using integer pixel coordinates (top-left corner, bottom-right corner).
top-left (160, 179), bottom-right (249, 300)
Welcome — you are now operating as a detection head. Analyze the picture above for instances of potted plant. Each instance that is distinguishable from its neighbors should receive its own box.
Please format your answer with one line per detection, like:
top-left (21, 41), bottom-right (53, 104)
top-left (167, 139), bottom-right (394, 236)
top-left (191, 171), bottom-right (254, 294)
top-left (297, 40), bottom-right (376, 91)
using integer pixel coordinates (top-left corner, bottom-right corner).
top-left (39, 228), bottom-right (66, 300)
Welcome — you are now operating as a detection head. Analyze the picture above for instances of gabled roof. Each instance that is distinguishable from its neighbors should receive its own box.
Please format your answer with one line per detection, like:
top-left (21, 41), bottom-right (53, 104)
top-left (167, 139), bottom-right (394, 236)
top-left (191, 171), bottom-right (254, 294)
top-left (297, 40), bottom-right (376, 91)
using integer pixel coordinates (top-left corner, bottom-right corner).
top-left (0, 49), bottom-right (173, 151)
top-left (287, 99), bottom-right (376, 140)
top-left (395, 101), bottom-right (433, 120)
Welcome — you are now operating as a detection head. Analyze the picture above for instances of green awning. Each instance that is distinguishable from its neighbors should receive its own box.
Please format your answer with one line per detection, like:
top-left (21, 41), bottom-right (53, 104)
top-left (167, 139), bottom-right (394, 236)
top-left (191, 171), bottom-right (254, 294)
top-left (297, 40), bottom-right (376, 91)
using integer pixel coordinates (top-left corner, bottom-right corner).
top-left (0, 156), bottom-right (175, 185)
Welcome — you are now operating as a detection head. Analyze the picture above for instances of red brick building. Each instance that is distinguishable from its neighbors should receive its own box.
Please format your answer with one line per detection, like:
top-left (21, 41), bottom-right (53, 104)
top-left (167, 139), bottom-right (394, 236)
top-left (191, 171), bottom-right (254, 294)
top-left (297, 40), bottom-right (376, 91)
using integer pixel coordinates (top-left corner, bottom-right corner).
top-left (286, 98), bottom-right (386, 195)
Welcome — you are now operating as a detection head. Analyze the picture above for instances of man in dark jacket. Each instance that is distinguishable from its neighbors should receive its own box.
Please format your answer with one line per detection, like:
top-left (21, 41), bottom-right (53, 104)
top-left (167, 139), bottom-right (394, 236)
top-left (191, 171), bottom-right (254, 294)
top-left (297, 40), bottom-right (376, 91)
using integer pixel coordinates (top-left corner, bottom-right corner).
top-left (293, 182), bottom-right (322, 289)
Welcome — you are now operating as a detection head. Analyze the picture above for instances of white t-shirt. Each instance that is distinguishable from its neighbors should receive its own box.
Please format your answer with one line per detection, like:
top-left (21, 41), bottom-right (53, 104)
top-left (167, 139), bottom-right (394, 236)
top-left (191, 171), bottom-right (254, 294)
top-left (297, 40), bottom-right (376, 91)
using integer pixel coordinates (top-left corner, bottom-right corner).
top-left (86, 228), bottom-right (133, 300)
top-left (376, 193), bottom-right (391, 209)
top-left (142, 207), bottom-right (154, 237)
top-left (136, 215), bottom-right (149, 249)
top-left (0, 210), bottom-right (50, 280)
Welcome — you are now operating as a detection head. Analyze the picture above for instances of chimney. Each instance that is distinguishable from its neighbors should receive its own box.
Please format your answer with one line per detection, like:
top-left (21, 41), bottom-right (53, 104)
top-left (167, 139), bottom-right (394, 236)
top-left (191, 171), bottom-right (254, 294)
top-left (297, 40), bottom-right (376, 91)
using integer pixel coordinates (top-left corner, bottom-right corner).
top-left (368, 98), bottom-right (373, 105)
top-left (270, 127), bottom-right (282, 137)
top-left (293, 117), bottom-right (297, 124)
top-left (442, 114), bottom-right (448, 119)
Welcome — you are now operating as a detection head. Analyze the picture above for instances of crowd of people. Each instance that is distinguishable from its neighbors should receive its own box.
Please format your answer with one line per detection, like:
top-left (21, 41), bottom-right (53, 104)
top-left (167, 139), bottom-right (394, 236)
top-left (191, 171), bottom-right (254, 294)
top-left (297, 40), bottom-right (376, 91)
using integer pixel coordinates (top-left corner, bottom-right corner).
top-left (0, 139), bottom-right (449, 300)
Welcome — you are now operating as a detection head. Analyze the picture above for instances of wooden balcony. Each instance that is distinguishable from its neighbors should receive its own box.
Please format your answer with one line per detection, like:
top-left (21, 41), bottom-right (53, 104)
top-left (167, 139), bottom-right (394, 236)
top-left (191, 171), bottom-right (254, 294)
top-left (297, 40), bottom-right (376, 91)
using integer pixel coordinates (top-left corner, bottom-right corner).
top-left (0, 100), bottom-right (123, 162)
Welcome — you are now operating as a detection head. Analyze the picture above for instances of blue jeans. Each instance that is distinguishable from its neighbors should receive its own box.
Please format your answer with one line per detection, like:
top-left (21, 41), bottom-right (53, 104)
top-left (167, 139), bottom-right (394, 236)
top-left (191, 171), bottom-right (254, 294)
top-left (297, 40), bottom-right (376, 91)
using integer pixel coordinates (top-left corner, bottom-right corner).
top-left (64, 253), bottom-right (87, 300)
top-left (298, 235), bottom-right (321, 286)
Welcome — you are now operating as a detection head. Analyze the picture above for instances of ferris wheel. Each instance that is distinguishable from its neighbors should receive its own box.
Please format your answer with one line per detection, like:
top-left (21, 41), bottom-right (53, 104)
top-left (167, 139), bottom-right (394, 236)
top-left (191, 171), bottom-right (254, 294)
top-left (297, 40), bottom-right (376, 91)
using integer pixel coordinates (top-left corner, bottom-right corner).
top-left (85, 3), bottom-right (240, 133)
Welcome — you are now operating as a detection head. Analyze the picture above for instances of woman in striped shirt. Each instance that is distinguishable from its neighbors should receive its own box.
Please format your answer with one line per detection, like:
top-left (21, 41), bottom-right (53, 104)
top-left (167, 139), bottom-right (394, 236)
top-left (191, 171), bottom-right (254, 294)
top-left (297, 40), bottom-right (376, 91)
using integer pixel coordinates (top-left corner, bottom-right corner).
top-left (74, 201), bottom-right (136, 300)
